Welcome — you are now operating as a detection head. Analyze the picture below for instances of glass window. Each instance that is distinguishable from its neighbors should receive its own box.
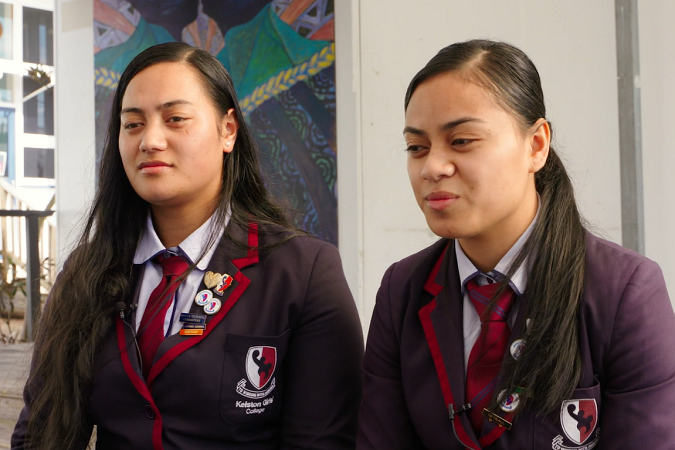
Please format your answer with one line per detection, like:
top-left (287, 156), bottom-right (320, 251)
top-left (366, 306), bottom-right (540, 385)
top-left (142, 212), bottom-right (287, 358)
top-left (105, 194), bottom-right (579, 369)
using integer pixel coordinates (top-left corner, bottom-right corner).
top-left (23, 147), bottom-right (53, 178)
top-left (0, 72), bottom-right (15, 102)
top-left (23, 7), bottom-right (53, 66)
top-left (0, 108), bottom-right (14, 180)
top-left (23, 75), bottom-right (53, 135)
top-left (0, 3), bottom-right (12, 60)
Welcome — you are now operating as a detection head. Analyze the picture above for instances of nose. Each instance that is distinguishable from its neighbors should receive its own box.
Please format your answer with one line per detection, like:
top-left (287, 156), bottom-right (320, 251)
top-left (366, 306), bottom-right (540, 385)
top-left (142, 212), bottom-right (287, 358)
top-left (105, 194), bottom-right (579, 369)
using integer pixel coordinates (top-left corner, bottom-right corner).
top-left (420, 147), bottom-right (456, 181)
top-left (139, 119), bottom-right (167, 152)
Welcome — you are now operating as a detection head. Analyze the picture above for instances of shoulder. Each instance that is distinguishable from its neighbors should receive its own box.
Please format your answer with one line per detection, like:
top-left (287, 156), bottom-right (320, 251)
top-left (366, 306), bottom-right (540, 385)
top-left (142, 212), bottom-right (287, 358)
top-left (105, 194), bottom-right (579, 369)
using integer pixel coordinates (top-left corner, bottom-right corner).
top-left (251, 226), bottom-right (347, 289)
top-left (384, 238), bottom-right (449, 287)
top-left (580, 231), bottom-right (671, 347)
top-left (375, 238), bottom-right (449, 316)
top-left (258, 225), bottom-right (339, 262)
top-left (584, 231), bottom-right (664, 289)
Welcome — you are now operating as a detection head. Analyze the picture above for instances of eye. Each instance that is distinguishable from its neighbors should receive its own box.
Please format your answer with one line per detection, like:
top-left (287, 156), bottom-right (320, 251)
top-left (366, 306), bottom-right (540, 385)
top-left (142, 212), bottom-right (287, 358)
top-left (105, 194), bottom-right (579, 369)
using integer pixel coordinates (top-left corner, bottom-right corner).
top-left (167, 116), bottom-right (185, 123)
top-left (451, 138), bottom-right (473, 146)
top-left (405, 145), bottom-right (430, 159)
top-left (405, 145), bottom-right (427, 153)
top-left (123, 122), bottom-right (142, 130)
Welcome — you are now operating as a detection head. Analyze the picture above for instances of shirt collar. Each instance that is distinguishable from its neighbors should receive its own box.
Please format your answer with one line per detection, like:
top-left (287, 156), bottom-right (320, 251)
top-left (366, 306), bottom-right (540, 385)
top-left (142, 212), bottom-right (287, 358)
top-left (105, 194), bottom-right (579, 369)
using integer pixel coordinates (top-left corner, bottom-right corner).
top-left (133, 212), bottom-right (226, 270)
top-left (456, 197), bottom-right (540, 296)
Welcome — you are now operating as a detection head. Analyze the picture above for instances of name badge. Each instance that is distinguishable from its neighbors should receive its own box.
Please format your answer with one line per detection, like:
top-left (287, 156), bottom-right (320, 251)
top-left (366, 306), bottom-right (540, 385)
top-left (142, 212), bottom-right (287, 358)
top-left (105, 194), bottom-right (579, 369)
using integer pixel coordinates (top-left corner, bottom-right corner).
top-left (180, 312), bottom-right (206, 324)
top-left (180, 328), bottom-right (204, 336)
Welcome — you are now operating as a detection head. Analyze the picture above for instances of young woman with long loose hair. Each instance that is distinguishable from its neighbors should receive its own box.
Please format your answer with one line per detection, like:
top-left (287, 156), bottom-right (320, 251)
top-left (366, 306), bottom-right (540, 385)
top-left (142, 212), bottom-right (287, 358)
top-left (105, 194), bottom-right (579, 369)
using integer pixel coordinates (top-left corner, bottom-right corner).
top-left (357, 39), bottom-right (675, 449)
top-left (12, 42), bottom-right (363, 450)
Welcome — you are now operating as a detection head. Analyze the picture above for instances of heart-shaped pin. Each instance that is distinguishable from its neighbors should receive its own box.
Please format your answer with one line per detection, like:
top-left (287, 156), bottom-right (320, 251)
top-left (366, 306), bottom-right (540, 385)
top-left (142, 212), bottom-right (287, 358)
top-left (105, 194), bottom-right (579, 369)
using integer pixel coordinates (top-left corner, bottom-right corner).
top-left (204, 271), bottom-right (222, 289)
top-left (214, 274), bottom-right (233, 296)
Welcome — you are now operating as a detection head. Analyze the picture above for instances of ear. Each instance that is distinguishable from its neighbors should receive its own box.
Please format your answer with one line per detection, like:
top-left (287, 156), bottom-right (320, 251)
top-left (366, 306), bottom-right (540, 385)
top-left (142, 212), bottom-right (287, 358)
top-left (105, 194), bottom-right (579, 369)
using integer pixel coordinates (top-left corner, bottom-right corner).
top-left (221, 108), bottom-right (239, 154)
top-left (528, 118), bottom-right (550, 173)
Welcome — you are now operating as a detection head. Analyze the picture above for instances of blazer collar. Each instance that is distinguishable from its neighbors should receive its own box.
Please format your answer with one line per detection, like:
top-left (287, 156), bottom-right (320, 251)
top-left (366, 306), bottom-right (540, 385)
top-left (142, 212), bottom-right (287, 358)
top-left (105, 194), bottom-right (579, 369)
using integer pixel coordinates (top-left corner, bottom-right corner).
top-left (419, 242), bottom-right (480, 448)
top-left (117, 222), bottom-right (259, 391)
top-left (419, 241), bottom-right (531, 449)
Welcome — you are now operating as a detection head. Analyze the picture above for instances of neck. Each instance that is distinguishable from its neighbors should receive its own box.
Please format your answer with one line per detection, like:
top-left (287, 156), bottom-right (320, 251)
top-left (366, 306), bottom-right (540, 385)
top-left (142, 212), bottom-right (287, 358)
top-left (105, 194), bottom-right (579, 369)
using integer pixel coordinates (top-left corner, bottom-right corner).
top-left (458, 191), bottom-right (538, 273)
top-left (151, 201), bottom-right (217, 248)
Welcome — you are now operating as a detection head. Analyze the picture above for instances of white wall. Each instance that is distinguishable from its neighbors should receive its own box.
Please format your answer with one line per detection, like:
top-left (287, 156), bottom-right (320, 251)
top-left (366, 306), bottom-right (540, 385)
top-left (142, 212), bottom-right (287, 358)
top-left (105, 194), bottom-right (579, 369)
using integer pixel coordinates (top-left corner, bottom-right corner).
top-left (639, 2), bottom-right (675, 299)
top-left (337, 0), bottom-right (624, 330)
top-left (54, 0), bottom-right (96, 266)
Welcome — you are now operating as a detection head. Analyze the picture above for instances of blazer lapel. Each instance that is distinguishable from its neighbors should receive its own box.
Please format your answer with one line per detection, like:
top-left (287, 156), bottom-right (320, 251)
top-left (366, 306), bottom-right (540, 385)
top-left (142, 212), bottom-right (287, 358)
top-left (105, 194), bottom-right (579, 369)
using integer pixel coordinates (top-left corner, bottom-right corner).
top-left (419, 242), bottom-right (481, 449)
top-left (116, 265), bottom-right (158, 406)
top-left (145, 222), bottom-right (259, 385)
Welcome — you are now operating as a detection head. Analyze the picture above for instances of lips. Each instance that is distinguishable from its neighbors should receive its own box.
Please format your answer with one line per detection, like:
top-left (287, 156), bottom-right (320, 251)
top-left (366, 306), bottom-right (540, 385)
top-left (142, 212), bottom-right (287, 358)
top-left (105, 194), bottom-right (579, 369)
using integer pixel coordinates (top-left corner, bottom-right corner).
top-left (424, 191), bottom-right (459, 211)
top-left (138, 160), bottom-right (172, 173)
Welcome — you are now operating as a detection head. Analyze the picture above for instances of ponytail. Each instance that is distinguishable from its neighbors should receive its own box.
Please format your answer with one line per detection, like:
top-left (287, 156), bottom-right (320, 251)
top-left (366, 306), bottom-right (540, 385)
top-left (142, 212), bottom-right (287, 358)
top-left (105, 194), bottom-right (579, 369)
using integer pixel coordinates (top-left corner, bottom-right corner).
top-left (491, 145), bottom-right (586, 414)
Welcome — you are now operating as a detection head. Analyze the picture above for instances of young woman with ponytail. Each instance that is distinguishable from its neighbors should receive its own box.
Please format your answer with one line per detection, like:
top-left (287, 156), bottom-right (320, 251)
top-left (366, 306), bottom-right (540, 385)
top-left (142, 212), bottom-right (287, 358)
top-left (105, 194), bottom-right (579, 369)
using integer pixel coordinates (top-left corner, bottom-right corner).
top-left (12, 42), bottom-right (363, 449)
top-left (357, 39), bottom-right (675, 449)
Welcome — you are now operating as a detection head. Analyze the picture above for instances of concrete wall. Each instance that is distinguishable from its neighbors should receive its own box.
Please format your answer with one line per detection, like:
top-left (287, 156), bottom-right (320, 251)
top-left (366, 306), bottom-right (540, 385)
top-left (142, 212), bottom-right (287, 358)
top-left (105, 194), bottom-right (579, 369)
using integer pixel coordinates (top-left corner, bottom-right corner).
top-left (54, 0), bottom-right (96, 266)
top-left (638, 2), bottom-right (675, 304)
top-left (336, 0), bottom-right (625, 330)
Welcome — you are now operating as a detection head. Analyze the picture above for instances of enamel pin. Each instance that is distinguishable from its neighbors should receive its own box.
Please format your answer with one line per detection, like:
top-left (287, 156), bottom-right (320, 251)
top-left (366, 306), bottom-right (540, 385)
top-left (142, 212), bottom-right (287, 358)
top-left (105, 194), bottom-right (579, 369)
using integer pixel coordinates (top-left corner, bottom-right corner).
top-left (499, 390), bottom-right (520, 413)
top-left (195, 289), bottom-right (213, 306)
top-left (204, 298), bottom-right (222, 315)
top-left (213, 274), bottom-right (233, 296)
top-left (203, 271), bottom-right (221, 289)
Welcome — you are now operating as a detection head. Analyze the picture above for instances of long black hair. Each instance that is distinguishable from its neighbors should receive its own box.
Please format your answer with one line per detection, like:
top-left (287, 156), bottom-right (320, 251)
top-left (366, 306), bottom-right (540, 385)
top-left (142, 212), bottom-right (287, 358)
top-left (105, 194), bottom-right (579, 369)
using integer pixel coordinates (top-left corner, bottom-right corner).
top-left (405, 39), bottom-right (586, 415)
top-left (25, 42), bottom-right (296, 448)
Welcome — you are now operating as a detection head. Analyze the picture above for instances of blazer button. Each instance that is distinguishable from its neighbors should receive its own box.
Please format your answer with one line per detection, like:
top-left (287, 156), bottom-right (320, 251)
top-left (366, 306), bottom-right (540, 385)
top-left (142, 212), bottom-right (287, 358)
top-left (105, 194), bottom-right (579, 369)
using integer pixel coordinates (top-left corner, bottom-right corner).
top-left (145, 405), bottom-right (156, 419)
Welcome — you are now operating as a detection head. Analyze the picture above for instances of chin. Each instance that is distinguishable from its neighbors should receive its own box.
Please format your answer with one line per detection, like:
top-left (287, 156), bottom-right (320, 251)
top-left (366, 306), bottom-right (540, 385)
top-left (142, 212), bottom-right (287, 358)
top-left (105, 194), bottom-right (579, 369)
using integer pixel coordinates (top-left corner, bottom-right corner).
top-left (426, 216), bottom-right (480, 241)
top-left (135, 190), bottom-right (175, 206)
top-left (426, 221), bottom-right (458, 240)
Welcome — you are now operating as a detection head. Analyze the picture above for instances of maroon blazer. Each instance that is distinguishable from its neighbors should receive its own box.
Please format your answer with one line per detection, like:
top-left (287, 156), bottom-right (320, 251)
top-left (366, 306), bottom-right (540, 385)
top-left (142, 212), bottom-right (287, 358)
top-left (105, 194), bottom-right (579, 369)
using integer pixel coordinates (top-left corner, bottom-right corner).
top-left (13, 224), bottom-right (363, 449)
top-left (357, 232), bottom-right (675, 449)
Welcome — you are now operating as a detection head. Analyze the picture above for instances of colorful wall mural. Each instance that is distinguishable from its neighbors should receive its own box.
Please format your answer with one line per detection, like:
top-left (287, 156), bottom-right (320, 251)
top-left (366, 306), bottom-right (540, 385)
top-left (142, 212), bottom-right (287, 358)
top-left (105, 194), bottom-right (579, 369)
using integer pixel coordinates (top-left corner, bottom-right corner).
top-left (94, 0), bottom-right (337, 244)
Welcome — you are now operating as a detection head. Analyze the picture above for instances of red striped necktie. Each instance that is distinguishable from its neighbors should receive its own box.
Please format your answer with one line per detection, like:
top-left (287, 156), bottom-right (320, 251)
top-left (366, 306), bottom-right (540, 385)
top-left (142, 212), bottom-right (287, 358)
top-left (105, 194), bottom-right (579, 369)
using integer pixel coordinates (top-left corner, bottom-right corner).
top-left (137, 252), bottom-right (189, 379)
top-left (465, 278), bottom-right (515, 435)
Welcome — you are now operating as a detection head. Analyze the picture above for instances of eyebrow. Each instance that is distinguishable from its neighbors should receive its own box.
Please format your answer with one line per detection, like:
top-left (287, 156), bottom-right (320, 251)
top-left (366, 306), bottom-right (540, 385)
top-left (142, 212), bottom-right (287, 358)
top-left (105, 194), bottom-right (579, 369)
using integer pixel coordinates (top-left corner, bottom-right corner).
top-left (403, 117), bottom-right (485, 136)
top-left (120, 100), bottom-right (194, 116)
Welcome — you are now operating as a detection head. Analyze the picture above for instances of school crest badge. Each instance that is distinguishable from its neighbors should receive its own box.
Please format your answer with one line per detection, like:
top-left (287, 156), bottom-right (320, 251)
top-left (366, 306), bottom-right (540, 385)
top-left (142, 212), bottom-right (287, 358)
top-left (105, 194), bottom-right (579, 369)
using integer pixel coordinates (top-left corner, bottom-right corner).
top-left (246, 346), bottom-right (277, 390)
top-left (560, 399), bottom-right (598, 445)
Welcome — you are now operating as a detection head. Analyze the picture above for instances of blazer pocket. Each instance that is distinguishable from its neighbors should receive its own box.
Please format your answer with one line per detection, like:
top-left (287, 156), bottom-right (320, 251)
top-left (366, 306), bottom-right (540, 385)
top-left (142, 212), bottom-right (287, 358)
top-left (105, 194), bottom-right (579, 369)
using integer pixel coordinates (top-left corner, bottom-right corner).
top-left (220, 330), bottom-right (291, 425)
top-left (533, 379), bottom-right (602, 449)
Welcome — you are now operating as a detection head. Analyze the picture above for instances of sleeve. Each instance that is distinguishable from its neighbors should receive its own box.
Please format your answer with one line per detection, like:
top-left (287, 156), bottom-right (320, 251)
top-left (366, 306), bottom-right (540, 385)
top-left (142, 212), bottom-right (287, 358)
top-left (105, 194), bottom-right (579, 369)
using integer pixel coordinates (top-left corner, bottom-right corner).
top-left (280, 242), bottom-right (364, 450)
top-left (11, 350), bottom-right (94, 450)
top-left (356, 264), bottom-right (425, 450)
top-left (10, 388), bottom-right (31, 449)
top-left (599, 259), bottom-right (675, 448)
top-left (10, 270), bottom-right (94, 450)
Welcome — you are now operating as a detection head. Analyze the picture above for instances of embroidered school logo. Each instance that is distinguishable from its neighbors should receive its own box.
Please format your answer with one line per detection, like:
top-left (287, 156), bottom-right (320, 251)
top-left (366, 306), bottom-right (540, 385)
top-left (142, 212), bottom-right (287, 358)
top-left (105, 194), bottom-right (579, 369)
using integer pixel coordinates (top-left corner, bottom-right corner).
top-left (246, 346), bottom-right (277, 389)
top-left (560, 399), bottom-right (598, 445)
top-left (236, 346), bottom-right (277, 399)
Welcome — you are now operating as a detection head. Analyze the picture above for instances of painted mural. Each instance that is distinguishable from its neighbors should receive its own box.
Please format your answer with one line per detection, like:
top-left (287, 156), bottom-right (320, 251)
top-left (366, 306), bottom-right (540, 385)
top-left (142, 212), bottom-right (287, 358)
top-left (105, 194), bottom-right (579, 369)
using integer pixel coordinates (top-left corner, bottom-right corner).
top-left (94, 0), bottom-right (337, 244)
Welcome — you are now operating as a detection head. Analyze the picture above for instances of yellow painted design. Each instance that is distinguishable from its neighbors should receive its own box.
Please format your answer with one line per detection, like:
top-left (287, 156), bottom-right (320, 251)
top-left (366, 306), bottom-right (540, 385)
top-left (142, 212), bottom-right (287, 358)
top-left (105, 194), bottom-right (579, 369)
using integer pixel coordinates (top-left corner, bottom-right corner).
top-left (94, 42), bottom-right (336, 115)
top-left (240, 43), bottom-right (335, 116)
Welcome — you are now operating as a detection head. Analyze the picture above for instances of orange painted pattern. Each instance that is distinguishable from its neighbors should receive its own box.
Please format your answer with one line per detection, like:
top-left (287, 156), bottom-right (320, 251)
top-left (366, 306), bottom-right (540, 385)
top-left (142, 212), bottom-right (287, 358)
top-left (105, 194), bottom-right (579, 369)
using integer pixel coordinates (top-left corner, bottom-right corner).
top-left (279, 0), bottom-right (316, 25)
top-left (310, 19), bottom-right (334, 41)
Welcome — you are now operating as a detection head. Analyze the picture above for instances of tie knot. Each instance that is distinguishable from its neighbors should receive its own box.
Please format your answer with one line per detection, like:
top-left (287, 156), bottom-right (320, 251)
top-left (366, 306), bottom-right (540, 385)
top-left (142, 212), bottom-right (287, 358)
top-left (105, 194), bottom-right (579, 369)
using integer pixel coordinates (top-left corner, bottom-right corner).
top-left (153, 252), bottom-right (190, 278)
top-left (465, 277), bottom-right (515, 321)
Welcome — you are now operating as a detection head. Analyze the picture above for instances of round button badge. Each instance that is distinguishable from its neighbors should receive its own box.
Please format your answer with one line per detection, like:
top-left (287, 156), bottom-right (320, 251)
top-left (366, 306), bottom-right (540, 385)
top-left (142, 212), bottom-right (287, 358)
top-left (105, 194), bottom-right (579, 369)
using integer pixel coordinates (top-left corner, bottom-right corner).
top-left (194, 289), bottom-right (213, 306)
top-left (499, 390), bottom-right (520, 413)
top-left (510, 339), bottom-right (526, 360)
top-left (204, 298), bottom-right (222, 315)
